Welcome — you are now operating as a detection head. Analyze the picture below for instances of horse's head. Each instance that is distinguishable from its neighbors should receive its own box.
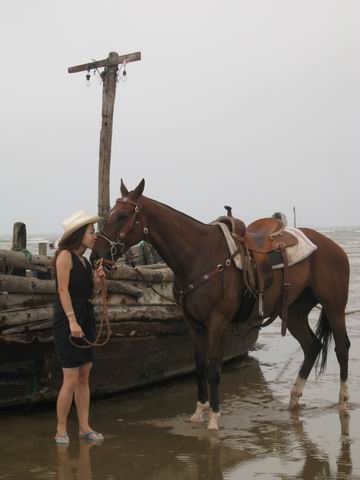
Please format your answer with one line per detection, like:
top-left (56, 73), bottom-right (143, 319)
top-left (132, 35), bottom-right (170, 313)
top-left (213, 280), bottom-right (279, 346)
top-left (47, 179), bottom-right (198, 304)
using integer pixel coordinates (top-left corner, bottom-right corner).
top-left (90, 179), bottom-right (147, 269)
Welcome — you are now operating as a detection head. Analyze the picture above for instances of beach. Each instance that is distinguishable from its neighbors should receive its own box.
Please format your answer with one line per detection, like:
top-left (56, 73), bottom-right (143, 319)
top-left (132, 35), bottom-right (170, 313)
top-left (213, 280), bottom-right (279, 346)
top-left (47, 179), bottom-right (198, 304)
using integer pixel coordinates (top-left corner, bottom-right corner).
top-left (0, 228), bottom-right (359, 479)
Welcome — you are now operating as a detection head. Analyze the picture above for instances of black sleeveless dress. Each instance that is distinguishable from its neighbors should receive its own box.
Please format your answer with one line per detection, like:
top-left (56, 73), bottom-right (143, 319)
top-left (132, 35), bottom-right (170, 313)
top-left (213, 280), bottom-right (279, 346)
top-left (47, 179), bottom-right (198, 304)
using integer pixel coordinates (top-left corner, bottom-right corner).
top-left (53, 252), bottom-right (96, 368)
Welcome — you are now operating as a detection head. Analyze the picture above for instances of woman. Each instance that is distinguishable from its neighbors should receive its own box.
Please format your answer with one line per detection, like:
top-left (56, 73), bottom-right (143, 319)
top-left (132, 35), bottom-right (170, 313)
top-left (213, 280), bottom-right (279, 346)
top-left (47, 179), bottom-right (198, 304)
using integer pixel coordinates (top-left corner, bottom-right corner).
top-left (53, 210), bottom-right (105, 444)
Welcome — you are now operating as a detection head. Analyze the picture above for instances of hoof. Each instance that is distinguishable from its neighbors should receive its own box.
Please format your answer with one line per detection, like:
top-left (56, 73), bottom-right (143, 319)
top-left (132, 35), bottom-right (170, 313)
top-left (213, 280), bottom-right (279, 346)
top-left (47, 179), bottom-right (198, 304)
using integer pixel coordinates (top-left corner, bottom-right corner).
top-left (338, 383), bottom-right (349, 409)
top-left (189, 413), bottom-right (205, 423)
top-left (189, 401), bottom-right (209, 423)
top-left (289, 388), bottom-right (302, 410)
top-left (289, 400), bottom-right (298, 410)
top-left (207, 411), bottom-right (220, 430)
top-left (337, 401), bottom-right (348, 412)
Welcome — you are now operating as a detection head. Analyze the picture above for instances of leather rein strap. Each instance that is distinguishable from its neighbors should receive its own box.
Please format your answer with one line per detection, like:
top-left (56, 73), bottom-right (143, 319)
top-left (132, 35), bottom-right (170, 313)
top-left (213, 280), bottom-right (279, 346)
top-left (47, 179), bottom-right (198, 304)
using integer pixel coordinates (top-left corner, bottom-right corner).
top-left (69, 195), bottom-right (149, 349)
top-left (69, 276), bottom-right (112, 349)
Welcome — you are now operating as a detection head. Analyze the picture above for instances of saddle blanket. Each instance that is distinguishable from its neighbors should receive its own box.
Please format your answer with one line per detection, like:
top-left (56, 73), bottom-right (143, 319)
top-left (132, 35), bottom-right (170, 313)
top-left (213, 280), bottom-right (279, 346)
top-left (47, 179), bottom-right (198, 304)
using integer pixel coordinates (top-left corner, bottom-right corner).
top-left (214, 223), bottom-right (318, 270)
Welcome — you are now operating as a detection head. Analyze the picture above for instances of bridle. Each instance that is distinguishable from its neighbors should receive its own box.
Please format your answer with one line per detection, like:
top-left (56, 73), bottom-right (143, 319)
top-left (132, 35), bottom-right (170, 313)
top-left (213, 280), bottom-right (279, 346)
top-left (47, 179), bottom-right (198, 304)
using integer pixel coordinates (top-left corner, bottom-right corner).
top-left (96, 195), bottom-right (149, 263)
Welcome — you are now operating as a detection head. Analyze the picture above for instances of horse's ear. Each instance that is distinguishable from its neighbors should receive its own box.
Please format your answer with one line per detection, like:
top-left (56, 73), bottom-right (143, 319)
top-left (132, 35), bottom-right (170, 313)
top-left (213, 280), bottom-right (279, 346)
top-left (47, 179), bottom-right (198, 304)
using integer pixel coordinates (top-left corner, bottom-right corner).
top-left (120, 179), bottom-right (129, 197)
top-left (133, 179), bottom-right (145, 197)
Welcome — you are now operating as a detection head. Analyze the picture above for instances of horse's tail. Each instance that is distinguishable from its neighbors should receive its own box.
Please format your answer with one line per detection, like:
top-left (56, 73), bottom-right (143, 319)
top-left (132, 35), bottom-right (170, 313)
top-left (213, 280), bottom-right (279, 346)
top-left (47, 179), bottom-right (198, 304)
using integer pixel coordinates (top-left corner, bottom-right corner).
top-left (314, 308), bottom-right (333, 375)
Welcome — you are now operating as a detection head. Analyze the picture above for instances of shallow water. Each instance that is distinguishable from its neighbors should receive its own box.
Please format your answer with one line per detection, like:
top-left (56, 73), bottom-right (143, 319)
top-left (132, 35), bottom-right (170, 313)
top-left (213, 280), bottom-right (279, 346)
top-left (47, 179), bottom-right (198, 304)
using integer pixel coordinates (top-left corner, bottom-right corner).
top-left (0, 229), bottom-right (359, 480)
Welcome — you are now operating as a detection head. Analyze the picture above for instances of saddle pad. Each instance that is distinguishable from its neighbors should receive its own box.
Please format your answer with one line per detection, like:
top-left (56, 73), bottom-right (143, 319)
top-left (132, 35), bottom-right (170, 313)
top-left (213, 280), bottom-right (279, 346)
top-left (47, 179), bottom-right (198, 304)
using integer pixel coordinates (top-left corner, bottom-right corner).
top-left (214, 223), bottom-right (317, 270)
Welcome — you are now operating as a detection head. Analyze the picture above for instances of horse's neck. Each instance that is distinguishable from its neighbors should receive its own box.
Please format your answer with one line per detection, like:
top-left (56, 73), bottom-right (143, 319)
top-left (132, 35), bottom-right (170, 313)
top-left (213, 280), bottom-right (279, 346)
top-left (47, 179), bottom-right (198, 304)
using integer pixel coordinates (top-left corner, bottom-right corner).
top-left (143, 197), bottom-right (221, 280)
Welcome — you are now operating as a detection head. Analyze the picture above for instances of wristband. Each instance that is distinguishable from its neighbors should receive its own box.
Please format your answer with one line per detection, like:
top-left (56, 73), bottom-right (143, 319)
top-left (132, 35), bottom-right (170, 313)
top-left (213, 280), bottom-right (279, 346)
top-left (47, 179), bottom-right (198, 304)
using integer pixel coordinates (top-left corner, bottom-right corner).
top-left (66, 311), bottom-right (75, 317)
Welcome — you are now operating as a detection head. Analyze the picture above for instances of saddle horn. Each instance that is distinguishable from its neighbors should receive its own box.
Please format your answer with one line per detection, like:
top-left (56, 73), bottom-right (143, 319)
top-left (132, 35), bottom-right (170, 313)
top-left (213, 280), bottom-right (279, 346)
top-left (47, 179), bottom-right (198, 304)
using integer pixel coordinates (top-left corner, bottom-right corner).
top-left (224, 205), bottom-right (233, 217)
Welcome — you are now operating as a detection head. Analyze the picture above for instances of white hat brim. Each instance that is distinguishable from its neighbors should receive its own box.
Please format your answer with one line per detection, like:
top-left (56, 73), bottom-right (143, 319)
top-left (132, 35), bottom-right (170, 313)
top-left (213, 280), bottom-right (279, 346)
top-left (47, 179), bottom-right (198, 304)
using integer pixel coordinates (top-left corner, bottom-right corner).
top-left (59, 214), bottom-right (101, 243)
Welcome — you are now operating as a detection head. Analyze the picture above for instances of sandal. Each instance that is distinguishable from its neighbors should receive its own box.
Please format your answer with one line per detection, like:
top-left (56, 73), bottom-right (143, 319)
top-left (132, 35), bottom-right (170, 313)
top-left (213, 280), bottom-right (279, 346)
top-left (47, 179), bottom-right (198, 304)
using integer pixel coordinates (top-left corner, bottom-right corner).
top-left (54, 433), bottom-right (70, 444)
top-left (79, 431), bottom-right (104, 441)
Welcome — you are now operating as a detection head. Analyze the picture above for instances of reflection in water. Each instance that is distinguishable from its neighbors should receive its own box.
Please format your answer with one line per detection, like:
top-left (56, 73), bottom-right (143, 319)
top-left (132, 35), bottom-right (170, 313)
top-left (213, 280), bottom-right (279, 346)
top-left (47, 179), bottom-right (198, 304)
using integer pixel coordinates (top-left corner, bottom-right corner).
top-left (1, 340), bottom-right (358, 480)
top-left (56, 440), bottom-right (98, 480)
top-left (51, 356), bottom-right (356, 480)
top-left (285, 409), bottom-right (352, 480)
top-left (337, 410), bottom-right (352, 479)
top-left (56, 442), bottom-right (91, 480)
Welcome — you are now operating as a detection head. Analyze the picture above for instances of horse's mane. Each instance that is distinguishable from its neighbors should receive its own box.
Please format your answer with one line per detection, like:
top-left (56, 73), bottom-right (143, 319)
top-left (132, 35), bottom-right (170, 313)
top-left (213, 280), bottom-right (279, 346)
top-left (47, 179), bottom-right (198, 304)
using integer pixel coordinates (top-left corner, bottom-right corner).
top-left (150, 198), bottom-right (211, 228)
top-left (115, 194), bottom-right (213, 228)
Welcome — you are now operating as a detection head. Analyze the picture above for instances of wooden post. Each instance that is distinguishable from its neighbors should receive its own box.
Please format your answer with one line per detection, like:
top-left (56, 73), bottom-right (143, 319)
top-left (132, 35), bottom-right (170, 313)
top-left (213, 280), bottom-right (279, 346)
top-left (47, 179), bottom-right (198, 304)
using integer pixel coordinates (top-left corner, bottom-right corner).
top-left (98, 52), bottom-right (119, 226)
top-left (9, 223), bottom-right (27, 276)
top-left (12, 222), bottom-right (26, 251)
top-left (68, 51), bottom-right (141, 230)
top-left (38, 242), bottom-right (48, 256)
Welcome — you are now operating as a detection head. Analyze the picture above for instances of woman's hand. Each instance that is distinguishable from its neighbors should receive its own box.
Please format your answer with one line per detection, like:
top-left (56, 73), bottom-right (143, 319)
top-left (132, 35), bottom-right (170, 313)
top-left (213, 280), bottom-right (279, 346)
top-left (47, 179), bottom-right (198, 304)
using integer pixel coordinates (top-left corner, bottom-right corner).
top-left (94, 259), bottom-right (106, 285)
top-left (69, 319), bottom-right (85, 338)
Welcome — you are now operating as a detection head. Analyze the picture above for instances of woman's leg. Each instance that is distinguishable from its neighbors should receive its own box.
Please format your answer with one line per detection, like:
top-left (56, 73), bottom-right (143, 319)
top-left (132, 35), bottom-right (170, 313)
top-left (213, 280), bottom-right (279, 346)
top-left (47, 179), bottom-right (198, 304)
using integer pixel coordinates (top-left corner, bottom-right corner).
top-left (74, 362), bottom-right (93, 434)
top-left (56, 367), bottom-right (79, 435)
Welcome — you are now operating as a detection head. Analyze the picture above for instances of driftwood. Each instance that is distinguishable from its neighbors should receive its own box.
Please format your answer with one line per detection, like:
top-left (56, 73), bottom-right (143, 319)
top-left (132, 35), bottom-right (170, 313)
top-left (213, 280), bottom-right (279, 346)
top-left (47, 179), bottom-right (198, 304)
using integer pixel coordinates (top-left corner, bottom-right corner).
top-left (109, 264), bottom-right (174, 283)
top-left (104, 305), bottom-right (182, 322)
top-left (136, 262), bottom-right (167, 270)
top-left (0, 274), bottom-right (144, 297)
top-left (0, 307), bottom-right (53, 327)
top-left (0, 293), bottom-right (54, 309)
top-left (0, 274), bottom-right (55, 293)
top-left (105, 280), bottom-right (143, 297)
top-left (0, 304), bottom-right (182, 330)
top-left (0, 249), bottom-right (52, 273)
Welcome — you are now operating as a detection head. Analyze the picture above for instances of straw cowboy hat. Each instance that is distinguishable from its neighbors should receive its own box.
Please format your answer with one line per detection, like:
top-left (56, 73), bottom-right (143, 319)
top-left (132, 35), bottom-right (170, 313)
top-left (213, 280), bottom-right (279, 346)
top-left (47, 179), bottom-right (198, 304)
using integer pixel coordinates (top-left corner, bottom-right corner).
top-left (59, 210), bottom-right (101, 243)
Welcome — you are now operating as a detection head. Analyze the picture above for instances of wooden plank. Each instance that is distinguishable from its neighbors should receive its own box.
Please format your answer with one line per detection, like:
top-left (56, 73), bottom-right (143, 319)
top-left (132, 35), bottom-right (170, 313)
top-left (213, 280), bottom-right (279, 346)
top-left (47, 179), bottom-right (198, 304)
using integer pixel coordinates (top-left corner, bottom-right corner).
top-left (0, 302), bottom-right (183, 329)
top-left (0, 293), bottom-right (53, 309)
top-left (68, 51), bottom-right (141, 74)
top-left (0, 274), bottom-right (55, 293)
top-left (0, 306), bottom-right (53, 327)
top-left (0, 249), bottom-right (52, 268)
top-left (0, 274), bottom-right (143, 297)
top-left (109, 264), bottom-right (174, 282)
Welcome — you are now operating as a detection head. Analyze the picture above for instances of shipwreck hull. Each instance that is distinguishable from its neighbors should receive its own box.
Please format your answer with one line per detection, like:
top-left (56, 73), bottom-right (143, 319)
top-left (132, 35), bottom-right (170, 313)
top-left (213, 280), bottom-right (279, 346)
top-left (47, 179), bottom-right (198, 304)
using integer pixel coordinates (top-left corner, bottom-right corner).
top-left (0, 321), bottom-right (258, 408)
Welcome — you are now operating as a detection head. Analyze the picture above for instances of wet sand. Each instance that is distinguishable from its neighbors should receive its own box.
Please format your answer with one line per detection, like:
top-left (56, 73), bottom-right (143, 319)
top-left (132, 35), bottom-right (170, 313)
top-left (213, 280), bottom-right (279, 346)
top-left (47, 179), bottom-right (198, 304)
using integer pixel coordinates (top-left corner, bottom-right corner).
top-left (0, 229), bottom-right (359, 479)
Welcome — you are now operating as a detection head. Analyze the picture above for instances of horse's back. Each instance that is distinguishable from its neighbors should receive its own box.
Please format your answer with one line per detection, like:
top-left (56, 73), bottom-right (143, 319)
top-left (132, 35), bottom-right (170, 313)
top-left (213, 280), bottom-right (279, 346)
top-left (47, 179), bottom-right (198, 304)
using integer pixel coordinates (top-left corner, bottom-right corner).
top-left (300, 227), bottom-right (349, 305)
top-left (300, 228), bottom-right (348, 265)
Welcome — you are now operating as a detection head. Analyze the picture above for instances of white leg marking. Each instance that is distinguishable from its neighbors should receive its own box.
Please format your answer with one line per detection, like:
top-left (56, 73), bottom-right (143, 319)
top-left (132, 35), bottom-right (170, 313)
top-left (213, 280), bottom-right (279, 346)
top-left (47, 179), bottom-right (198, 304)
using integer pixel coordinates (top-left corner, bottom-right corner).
top-left (338, 381), bottom-right (349, 409)
top-left (289, 375), bottom-right (307, 409)
top-left (207, 410), bottom-right (221, 430)
top-left (189, 401), bottom-right (209, 423)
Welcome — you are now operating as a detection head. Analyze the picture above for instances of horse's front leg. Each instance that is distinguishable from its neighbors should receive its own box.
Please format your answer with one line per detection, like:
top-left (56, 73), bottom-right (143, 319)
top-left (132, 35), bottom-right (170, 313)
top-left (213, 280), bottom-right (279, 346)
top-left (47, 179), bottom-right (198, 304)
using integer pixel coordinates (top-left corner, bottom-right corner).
top-left (186, 321), bottom-right (209, 423)
top-left (207, 311), bottom-right (226, 430)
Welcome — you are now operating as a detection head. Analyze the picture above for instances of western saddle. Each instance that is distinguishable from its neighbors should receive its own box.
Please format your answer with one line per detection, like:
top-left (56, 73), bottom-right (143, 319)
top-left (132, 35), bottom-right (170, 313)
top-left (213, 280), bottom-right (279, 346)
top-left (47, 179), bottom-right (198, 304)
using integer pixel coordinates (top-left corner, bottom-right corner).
top-left (218, 207), bottom-right (298, 335)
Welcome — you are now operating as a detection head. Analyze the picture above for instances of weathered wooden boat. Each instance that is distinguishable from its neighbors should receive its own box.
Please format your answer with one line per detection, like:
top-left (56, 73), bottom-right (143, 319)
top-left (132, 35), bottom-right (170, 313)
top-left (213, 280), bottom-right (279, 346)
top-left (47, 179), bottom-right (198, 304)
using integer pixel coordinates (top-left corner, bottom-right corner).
top-left (0, 245), bottom-right (258, 408)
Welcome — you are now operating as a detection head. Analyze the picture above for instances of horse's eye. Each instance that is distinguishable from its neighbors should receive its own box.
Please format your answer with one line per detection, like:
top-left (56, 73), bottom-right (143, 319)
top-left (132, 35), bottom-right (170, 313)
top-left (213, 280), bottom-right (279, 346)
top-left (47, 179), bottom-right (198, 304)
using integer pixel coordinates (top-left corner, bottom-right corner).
top-left (118, 213), bottom-right (128, 221)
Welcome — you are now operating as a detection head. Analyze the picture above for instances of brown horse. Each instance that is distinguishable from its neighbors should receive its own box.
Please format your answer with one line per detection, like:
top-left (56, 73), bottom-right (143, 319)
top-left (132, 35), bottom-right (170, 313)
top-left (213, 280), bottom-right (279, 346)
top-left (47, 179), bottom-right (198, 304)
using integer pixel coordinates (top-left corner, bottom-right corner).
top-left (91, 179), bottom-right (350, 430)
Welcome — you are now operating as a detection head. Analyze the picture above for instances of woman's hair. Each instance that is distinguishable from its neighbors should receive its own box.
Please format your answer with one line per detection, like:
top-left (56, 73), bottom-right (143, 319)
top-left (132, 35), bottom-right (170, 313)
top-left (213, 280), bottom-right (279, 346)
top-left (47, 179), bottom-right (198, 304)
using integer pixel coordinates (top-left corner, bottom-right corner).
top-left (53, 224), bottom-right (89, 267)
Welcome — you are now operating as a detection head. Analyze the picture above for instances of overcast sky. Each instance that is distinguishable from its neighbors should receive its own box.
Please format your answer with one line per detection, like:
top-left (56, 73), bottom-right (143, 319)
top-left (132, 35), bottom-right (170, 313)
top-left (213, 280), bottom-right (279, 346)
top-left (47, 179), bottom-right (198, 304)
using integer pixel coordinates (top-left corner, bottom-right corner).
top-left (0, 0), bottom-right (358, 235)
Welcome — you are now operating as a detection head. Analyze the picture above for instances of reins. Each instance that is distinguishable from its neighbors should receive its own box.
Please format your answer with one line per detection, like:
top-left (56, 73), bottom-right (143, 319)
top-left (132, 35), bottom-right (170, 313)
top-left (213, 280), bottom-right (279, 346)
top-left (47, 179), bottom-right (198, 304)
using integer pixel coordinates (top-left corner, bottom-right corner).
top-left (69, 276), bottom-right (112, 349)
top-left (97, 195), bottom-right (149, 264)
top-left (130, 263), bottom-right (175, 303)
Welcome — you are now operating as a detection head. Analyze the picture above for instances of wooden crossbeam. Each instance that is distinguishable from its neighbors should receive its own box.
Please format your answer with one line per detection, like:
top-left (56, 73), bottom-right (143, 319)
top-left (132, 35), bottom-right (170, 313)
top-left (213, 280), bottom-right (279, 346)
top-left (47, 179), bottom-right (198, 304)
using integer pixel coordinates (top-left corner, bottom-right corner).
top-left (68, 51), bottom-right (141, 74)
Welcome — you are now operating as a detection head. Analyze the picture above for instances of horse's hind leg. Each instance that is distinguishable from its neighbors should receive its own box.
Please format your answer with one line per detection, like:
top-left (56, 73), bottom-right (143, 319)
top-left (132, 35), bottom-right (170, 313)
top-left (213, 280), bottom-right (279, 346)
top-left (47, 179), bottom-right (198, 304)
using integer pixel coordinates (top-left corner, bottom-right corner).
top-left (287, 289), bottom-right (320, 409)
top-left (323, 309), bottom-right (350, 409)
top-left (186, 322), bottom-right (210, 423)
